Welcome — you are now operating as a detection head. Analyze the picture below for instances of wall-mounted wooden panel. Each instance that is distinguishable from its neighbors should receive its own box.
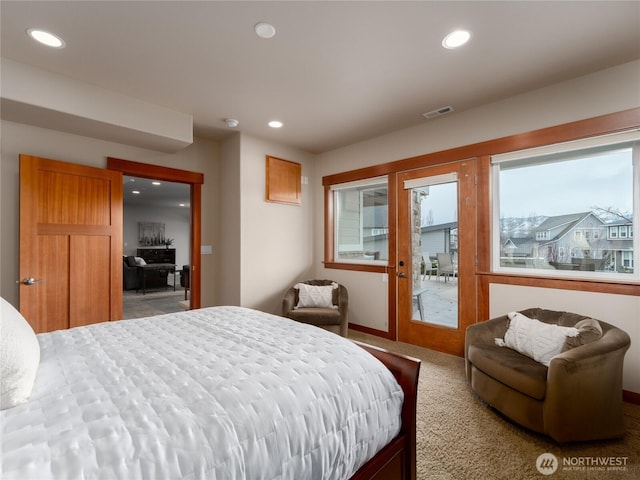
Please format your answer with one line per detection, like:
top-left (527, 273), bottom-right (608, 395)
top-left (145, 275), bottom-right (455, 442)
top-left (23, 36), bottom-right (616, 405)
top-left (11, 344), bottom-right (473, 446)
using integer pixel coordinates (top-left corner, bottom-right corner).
top-left (266, 156), bottom-right (301, 205)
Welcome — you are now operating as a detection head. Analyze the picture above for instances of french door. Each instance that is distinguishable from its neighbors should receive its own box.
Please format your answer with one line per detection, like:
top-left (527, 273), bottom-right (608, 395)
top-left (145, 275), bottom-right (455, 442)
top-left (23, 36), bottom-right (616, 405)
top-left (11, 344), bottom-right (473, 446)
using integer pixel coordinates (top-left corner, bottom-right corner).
top-left (396, 160), bottom-right (477, 356)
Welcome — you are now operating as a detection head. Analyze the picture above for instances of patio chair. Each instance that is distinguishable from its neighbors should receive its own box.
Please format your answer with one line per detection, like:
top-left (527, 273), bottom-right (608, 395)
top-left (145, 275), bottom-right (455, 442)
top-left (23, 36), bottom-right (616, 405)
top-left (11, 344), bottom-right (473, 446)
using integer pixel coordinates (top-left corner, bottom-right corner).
top-left (422, 253), bottom-right (437, 281)
top-left (436, 252), bottom-right (457, 282)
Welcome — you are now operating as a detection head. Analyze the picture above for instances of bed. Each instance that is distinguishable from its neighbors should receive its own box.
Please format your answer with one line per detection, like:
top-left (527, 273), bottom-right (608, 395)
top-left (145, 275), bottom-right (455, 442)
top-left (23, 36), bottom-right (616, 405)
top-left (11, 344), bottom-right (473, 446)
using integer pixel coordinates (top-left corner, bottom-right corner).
top-left (1, 304), bottom-right (420, 480)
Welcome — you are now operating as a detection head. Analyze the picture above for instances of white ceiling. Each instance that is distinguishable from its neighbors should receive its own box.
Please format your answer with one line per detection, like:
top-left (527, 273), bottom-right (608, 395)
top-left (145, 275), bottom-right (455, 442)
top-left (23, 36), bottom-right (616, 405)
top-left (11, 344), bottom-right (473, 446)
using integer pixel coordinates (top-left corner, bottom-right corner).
top-left (123, 176), bottom-right (190, 208)
top-left (1, 1), bottom-right (639, 154)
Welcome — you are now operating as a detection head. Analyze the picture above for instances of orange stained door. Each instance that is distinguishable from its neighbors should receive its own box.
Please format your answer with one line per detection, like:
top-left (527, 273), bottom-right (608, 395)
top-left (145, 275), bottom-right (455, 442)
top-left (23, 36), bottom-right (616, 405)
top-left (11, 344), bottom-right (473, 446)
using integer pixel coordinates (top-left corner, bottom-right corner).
top-left (396, 160), bottom-right (477, 356)
top-left (19, 155), bottom-right (123, 333)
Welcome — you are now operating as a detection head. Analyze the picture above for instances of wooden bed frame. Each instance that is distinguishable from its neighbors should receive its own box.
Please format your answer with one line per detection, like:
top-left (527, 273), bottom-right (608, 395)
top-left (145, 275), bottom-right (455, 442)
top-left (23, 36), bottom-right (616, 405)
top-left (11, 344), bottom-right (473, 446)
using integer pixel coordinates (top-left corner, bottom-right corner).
top-left (352, 342), bottom-right (421, 480)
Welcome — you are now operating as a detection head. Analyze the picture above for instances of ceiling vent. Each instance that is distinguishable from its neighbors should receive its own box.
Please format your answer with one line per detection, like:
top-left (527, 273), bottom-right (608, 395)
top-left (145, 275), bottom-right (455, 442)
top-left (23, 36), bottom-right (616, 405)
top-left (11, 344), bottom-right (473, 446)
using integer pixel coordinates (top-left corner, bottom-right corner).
top-left (422, 106), bottom-right (454, 119)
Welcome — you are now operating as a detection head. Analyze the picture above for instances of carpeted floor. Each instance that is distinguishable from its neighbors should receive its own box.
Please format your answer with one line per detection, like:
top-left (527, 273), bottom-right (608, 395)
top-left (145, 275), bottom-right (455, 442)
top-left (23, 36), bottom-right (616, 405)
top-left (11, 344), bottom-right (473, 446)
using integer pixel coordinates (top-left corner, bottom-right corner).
top-left (348, 330), bottom-right (640, 480)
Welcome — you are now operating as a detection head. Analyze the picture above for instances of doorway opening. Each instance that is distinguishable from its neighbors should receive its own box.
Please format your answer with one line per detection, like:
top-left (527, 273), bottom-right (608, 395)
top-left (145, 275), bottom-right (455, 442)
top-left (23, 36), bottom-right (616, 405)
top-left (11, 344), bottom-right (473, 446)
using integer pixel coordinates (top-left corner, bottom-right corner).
top-left (107, 157), bottom-right (204, 313)
top-left (122, 175), bottom-right (191, 319)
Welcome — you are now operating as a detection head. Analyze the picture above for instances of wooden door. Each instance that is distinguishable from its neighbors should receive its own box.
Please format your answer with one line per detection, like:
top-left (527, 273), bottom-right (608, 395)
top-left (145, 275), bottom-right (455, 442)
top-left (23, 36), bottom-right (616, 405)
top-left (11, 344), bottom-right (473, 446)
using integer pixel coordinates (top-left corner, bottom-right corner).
top-left (396, 161), bottom-right (477, 356)
top-left (19, 155), bottom-right (123, 333)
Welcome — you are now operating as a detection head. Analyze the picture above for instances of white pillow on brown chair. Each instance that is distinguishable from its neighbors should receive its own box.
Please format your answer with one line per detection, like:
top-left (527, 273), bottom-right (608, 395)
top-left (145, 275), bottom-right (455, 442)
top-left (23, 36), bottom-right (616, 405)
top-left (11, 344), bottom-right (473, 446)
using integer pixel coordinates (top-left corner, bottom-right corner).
top-left (294, 282), bottom-right (338, 309)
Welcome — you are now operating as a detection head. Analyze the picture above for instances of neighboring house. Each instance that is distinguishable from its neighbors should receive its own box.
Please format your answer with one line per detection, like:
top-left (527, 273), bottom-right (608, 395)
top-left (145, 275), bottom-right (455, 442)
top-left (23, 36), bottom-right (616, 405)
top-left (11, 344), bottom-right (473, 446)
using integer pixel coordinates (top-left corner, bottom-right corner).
top-left (607, 219), bottom-right (635, 272)
top-left (502, 237), bottom-right (537, 266)
top-left (361, 220), bottom-right (459, 265)
top-left (502, 212), bottom-right (633, 272)
top-left (420, 222), bottom-right (458, 259)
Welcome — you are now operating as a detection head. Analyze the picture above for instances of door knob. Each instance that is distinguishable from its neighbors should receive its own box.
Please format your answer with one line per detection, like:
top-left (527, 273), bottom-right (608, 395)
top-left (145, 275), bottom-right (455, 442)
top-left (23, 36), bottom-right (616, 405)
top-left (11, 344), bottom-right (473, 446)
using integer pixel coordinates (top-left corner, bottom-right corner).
top-left (398, 272), bottom-right (407, 278)
top-left (17, 277), bottom-right (41, 285)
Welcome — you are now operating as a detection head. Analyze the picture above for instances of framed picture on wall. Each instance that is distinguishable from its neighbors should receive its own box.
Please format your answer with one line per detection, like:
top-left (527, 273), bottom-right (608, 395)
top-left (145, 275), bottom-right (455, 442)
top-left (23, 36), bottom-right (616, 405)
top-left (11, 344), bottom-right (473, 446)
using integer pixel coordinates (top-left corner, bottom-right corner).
top-left (138, 222), bottom-right (165, 246)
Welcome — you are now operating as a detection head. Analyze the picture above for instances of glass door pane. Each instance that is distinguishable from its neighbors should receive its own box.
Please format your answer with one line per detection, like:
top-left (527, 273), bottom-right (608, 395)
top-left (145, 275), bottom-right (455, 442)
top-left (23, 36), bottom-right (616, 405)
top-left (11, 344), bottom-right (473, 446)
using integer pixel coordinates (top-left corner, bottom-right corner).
top-left (409, 181), bottom-right (458, 328)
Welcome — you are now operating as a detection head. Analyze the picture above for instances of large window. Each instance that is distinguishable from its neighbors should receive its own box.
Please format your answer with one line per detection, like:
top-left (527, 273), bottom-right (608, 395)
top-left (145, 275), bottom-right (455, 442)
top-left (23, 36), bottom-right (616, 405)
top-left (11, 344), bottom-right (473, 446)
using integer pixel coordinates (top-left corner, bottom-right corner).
top-left (332, 177), bottom-right (388, 264)
top-left (492, 131), bottom-right (639, 280)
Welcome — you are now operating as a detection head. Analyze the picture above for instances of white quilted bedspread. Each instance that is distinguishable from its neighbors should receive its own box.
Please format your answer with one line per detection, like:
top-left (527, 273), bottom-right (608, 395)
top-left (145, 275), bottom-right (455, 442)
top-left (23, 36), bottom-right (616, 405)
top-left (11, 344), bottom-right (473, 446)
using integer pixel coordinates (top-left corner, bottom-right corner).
top-left (1, 306), bottom-right (403, 480)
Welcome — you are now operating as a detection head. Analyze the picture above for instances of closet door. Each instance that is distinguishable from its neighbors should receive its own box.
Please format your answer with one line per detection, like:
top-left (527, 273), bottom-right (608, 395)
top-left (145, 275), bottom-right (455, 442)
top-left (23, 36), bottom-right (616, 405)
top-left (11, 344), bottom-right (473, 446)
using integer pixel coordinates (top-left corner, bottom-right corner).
top-left (19, 155), bottom-right (123, 333)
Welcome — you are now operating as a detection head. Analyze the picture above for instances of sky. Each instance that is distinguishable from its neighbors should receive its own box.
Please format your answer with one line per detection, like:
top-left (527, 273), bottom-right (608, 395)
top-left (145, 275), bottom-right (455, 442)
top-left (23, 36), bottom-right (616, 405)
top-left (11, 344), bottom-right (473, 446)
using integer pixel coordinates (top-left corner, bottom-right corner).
top-left (420, 182), bottom-right (458, 226)
top-left (499, 147), bottom-right (633, 219)
top-left (417, 147), bottom-right (634, 226)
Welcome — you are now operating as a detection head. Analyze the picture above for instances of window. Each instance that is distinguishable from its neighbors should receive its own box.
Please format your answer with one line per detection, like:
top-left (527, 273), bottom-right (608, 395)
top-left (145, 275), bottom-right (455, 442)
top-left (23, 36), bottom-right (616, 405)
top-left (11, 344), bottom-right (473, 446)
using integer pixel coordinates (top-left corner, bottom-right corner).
top-left (492, 131), bottom-right (639, 280)
top-left (332, 177), bottom-right (388, 264)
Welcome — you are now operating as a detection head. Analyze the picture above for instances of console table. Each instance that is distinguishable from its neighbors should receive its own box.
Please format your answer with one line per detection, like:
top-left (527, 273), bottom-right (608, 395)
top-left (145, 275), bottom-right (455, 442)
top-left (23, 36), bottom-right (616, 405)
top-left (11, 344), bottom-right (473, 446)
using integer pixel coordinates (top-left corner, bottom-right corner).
top-left (137, 263), bottom-right (176, 294)
top-left (137, 248), bottom-right (176, 264)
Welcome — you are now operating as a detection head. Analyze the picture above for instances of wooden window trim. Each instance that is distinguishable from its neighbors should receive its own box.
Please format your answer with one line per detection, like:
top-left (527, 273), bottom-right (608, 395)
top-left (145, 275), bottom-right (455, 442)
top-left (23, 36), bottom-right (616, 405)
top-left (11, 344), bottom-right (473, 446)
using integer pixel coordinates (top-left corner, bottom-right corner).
top-left (323, 108), bottom-right (640, 291)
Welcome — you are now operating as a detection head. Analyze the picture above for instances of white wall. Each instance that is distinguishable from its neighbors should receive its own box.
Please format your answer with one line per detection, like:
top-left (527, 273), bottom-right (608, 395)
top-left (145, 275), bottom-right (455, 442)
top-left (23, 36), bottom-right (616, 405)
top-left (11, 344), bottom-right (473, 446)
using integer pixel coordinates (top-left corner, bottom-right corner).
top-left (217, 133), bottom-right (242, 306)
top-left (238, 134), bottom-right (316, 314)
top-left (0, 120), bottom-right (219, 307)
top-left (216, 132), bottom-right (316, 314)
top-left (1, 58), bottom-right (193, 152)
top-left (314, 60), bottom-right (640, 392)
top-left (123, 205), bottom-right (191, 267)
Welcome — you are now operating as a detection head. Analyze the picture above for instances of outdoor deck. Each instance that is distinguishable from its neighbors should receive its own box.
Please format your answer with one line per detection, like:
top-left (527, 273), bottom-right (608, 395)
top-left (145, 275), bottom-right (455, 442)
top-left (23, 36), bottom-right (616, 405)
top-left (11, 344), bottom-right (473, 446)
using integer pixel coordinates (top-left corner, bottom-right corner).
top-left (412, 274), bottom-right (458, 328)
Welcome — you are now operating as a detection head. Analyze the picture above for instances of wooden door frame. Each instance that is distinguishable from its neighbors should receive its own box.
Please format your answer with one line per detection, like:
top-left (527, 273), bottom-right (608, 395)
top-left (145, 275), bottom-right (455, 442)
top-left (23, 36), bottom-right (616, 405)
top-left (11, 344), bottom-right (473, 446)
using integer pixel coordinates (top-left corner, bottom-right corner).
top-left (107, 157), bottom-right (204, 310)
top-left (396, 160), bottom-right (477, 356)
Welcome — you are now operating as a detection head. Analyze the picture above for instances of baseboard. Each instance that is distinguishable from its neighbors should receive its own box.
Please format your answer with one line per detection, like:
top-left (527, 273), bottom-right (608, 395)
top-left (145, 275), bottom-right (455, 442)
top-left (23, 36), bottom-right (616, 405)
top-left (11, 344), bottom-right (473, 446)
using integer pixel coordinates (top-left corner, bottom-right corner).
top-left (349, 323), bottom-right (395, 340)
top-left (623, 389), bottom-right (640, 405)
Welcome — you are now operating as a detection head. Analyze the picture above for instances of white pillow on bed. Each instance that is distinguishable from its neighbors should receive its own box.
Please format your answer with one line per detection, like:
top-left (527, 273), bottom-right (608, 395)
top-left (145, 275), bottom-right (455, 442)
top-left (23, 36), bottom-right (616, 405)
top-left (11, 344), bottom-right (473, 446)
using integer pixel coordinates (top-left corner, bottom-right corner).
top-left (495, 311), bottom-right (579, 367)
top-left (294, 282), bottom-right (338, 309)
top-left (1, 297), bottom-right (40, 409)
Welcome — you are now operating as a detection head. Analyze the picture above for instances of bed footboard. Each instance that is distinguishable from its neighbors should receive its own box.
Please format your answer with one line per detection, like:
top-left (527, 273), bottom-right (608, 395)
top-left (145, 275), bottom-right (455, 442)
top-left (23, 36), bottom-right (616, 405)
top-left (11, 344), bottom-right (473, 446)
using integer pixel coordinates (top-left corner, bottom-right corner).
top-left (351, 342), bottom-right (421, 480)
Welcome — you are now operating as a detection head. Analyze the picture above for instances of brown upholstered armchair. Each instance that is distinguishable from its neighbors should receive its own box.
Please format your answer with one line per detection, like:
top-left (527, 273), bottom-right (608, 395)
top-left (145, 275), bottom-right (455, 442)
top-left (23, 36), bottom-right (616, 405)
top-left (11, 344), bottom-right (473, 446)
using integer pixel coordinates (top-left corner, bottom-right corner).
top-left (465, 308), bottom-right (630, 442)
top-left (282, 280), bottom-right (348, 337)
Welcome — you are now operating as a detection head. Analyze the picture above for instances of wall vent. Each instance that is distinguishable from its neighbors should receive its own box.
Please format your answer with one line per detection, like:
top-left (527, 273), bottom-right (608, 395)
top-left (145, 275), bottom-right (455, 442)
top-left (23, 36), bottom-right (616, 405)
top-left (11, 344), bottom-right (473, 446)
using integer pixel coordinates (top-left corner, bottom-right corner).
top-left (422, 106), bottom-right (454, 119)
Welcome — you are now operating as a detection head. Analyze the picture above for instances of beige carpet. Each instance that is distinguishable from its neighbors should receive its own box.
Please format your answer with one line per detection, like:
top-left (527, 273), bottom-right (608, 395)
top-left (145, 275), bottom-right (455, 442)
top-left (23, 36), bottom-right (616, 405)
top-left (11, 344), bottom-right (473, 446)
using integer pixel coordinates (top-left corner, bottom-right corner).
top-left (348, 330), bottom-right (640, 480)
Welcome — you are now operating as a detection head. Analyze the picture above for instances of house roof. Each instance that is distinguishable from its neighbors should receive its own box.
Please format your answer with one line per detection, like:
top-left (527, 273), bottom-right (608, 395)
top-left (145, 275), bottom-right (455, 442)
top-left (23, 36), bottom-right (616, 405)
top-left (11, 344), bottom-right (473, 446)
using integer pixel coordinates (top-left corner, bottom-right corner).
top-left (535, 212), bottom-right (604, 242)
top-left (421, 222), bottom-right (458, 234)
top-left (536, 212), bottom-right (590, 231)
top-left (503, 237), bottom-right (535, 248)
top-left (607, 219), bottom-right (633, 226)
top-left (1, 2), bottom-right (639, 153)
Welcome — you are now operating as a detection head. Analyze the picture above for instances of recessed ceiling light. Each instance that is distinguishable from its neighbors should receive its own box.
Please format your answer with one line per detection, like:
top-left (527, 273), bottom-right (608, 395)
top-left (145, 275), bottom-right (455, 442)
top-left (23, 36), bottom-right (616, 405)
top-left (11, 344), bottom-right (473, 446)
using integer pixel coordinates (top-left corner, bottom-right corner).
top-left (442, 30), bottom-right (471, 49)
top-left (255, 22), bottom-right (276, 39)
top-left (225, 118), bottom-right (239, 128)
top-left (179, 203), bottom-right (186, 207)
top-left (152, 181), bottom-right (161, 186)
top-left (132, 190), bottom-right (140, 195)
top-left (26, 28), bottom-right (65, 48)
top-left (268, 120), bottom-right (283, 128)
